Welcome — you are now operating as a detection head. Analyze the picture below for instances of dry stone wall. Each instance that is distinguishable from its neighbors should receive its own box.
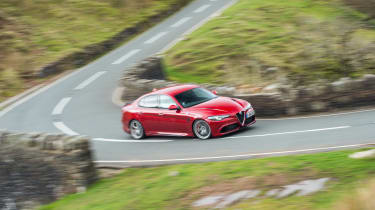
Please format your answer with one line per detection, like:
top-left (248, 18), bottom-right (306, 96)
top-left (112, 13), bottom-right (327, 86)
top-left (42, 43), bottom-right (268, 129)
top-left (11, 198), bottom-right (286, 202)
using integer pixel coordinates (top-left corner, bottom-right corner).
top-left (0, 130), bottom-right (97, 210)
top-left (120, 57), bottom-right (375, 117)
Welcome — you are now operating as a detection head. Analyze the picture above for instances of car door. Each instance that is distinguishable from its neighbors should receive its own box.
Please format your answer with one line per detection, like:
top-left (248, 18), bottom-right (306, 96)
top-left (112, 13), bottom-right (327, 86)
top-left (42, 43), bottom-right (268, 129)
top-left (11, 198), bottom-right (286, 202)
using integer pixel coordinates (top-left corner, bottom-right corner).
top-left (158, 94), bottom-right (190, 134)
top-left (138, 95), bottom-right (160, 133)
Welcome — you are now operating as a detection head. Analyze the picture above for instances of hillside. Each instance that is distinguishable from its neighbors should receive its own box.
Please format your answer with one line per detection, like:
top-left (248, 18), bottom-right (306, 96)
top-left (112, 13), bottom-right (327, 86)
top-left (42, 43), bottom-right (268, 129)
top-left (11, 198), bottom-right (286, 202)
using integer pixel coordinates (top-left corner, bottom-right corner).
top-left (0, 0), bottom-right (185, 102)
top-left (164, 0), bottom-right (375, 89)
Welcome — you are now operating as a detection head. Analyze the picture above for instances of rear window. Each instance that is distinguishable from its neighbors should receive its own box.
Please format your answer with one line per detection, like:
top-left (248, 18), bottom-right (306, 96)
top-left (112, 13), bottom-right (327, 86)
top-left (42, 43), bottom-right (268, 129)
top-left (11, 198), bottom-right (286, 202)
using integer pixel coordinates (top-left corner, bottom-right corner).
top-left (159, 95), bottom-right (176, 109)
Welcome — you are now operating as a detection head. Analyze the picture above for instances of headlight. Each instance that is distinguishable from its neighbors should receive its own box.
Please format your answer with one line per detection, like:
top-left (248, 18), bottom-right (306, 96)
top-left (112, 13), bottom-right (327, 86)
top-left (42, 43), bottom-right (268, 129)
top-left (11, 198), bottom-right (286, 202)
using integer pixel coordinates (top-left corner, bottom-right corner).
top-left (245, 103), bottom-right (252, 110)
top-left (207, 115), bottom-right (230, 121)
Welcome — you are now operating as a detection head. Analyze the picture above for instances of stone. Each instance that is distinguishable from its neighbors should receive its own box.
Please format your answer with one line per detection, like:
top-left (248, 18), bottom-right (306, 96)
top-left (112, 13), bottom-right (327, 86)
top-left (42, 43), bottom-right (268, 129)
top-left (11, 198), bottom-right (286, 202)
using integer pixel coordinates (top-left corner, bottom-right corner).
top-left (305, 85), bottom-right (329, 97)
top-left (362, 74), bottom-right (375, 88)
top-left (215, 86), bottom-right (236, 95)
top-left (349, 149), bottom-right (375, 159)
top-left (151, 80), bottom-right (169, 89)
top-left (34, 133), bottom-right (48, 149)
top-left (295, 178), bottom-right (330, 196)
top-left (193, 195), bottom-right (224, 207)
top-left (3, 133), bottom-right (25, 145)
top-left (62, 136), bottom-right (80, 152)
top-left (193, 190), bottom-right (261, 209)
top-left (43, 134), bottom-right (64, 150)
top-left (276, 178), bottom-right (330, 198)
top-left (331, 77), bottom-right (353, 93)
top-left (262, 67), bottom-right (279, 75)
top-left (277, 76), bottom-right (289, 85)
top-left (310, 101), bottom-right (327, 111)
top-left (215, 190), bottom-right (252, 209)
top-left (287, 107), bottom-right (299, 116)
top-left (265, 189), bottom-right (280, 197)
top-left (73, 136), bottom-right (90, 150)
top-left (334, 96), bottom-right (352, 104)
top-left (245, 190), bottom-right (261, 198)
top-left (2, 198), bottom-right (17, 210)
top-left (263, 84), bottom-right (280, 93)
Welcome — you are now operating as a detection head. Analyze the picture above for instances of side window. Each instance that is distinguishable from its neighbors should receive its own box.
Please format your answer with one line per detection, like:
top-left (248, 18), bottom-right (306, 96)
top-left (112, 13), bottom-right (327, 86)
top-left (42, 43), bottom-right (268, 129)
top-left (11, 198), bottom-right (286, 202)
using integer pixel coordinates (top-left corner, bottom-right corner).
top-left (139, 95), bottom-right (158, 108)
top-left (159, 95), bottom-right (176, 109)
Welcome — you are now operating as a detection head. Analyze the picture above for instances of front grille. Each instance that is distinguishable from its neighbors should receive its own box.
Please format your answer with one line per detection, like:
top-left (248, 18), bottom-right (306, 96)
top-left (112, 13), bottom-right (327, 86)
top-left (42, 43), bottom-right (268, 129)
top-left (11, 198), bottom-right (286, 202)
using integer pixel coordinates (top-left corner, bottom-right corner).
top-left (221, 123), bottom-right (239, 133)
top-left (245, 116), bottom-right (255, 124)
top-left (236, 111), bottom-right (245, 124)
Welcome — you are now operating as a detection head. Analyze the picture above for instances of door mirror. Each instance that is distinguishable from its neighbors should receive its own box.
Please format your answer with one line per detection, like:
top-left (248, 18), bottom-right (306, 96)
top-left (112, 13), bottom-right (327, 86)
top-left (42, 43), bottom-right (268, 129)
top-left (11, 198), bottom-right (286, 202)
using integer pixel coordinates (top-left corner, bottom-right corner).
top-left (168, 105), bottom-right (179, 110)
top-left (211, 90), bottom-right (217, 95)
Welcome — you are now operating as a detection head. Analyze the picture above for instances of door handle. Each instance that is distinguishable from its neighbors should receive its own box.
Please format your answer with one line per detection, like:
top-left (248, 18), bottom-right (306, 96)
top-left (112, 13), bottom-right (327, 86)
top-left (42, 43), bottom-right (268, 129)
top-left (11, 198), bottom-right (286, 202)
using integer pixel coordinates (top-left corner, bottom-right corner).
top-left (159, 113), bottom-right (164, 116)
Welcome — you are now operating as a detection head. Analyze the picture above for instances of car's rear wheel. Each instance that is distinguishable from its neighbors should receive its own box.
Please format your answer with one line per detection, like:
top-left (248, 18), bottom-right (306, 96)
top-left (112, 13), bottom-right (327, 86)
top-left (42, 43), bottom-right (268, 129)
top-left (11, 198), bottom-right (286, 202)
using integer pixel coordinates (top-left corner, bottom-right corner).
top-left (130, 120), bottom-right (145, 139)
top-left (193, 120), bottom-right (211, 140)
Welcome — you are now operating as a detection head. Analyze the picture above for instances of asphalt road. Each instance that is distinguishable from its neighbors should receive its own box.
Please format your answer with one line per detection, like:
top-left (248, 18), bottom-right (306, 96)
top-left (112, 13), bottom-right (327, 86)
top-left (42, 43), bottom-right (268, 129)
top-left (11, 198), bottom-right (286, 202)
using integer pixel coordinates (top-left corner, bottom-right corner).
top-left (1, 0), bottom-right (374, 167)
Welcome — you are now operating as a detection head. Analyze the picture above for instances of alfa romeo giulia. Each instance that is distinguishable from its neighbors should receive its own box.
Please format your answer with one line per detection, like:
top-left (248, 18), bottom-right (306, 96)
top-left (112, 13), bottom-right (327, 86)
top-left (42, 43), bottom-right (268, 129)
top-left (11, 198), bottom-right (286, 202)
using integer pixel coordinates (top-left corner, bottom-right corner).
top-left (121, 84), bottom-right (256, 140)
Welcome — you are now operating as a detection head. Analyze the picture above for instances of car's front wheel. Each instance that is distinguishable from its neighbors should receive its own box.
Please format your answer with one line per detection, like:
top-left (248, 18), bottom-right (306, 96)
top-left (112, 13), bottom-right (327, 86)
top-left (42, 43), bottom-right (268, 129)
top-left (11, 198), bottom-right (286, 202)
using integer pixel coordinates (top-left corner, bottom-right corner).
top-left (193, 120), bottom-right (211, 140)
top-left (129, 120), bottom-right (145, 139)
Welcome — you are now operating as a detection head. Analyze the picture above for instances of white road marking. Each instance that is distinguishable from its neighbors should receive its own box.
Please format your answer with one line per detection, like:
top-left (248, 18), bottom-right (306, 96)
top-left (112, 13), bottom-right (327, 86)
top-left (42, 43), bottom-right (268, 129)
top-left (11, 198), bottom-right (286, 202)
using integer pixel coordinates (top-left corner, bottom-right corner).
top-left (194, 4), bottom-right (211, 13)
top-left (112, 49), bottom-right (141, 65)
top-left (92, 126), bottom-right (350, 144)
top-left (74, 71), bottom-right (106, 90)
top-left (53, 121), bottom-right (78, 136)
top-left (52, 97), bottom-right (72, 115)
top-left (171, 17), bottom-right (192, 28)
top-left (224, 126), bottom-right (351, 139)
top-left (93, 138), bottom-right (173, 143)
top-left (0, 68), bottom-right (85, 118)
top-left (144, 31), bottom-right (168, 44)
top-left (94, 143), bottom-right (374, 163)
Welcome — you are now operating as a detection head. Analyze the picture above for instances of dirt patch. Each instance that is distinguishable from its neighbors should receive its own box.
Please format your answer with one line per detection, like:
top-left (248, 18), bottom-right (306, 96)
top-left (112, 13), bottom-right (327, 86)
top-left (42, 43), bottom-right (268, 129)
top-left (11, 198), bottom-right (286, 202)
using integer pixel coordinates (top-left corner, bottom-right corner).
top-left (190, 177), bottom-right (258, 198)
top-left (261, 167), bottom-right (320, 187)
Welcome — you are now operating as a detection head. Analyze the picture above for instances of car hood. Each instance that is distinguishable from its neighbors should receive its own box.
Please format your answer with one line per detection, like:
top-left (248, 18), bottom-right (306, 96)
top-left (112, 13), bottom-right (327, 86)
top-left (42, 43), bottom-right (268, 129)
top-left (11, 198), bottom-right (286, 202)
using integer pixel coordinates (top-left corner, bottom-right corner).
top-left (189, 97), bottom-right (245, 115)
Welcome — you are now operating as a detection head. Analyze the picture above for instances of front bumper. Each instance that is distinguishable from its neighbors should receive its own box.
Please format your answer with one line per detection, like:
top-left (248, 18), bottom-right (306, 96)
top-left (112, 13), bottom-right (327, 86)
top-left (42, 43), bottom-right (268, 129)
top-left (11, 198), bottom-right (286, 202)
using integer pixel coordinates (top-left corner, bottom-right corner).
top-left (208, 109), bottom-right (256, 137)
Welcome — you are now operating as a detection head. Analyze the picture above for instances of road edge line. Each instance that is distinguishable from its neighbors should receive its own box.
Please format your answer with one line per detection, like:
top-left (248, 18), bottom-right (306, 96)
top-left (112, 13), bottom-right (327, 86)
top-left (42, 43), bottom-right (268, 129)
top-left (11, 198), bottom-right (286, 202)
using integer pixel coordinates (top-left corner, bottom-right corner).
top-left (94, 143), bottom-right (375, 164)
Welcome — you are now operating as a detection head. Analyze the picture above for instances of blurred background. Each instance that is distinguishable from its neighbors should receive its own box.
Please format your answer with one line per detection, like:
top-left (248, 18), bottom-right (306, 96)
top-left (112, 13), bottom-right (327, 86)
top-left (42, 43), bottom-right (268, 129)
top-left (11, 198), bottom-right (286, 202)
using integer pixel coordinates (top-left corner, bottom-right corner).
top-left (0, 0), bottom-right (374, 209)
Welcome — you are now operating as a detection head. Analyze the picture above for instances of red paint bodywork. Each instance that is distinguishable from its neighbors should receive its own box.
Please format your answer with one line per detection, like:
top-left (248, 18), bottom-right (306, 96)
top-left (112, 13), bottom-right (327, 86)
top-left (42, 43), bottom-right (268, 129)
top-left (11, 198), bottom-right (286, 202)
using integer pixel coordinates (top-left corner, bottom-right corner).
top-left (121, 85), bottom-right (256, 138)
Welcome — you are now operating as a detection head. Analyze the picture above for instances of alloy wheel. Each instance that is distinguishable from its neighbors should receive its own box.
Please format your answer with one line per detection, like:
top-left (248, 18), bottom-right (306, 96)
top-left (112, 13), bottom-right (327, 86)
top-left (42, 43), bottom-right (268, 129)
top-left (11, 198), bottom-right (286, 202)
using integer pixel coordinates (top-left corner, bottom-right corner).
top-left (193, 120), bottom-right (211, 140)
top-left (130, 120), bottom-right (145, 139)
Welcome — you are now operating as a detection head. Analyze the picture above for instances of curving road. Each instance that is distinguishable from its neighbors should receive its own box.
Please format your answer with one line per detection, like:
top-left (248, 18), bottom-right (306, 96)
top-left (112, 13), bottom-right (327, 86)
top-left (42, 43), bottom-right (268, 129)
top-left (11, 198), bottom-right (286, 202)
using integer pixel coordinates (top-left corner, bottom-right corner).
top-left (1, 0), bottom-right (375, 167)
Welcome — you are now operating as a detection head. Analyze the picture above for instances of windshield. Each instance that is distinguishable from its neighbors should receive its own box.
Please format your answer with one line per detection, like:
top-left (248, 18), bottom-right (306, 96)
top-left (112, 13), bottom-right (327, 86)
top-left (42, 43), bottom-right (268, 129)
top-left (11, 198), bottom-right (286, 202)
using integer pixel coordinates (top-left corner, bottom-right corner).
top-left (175, 88), bottom-right (217, 108)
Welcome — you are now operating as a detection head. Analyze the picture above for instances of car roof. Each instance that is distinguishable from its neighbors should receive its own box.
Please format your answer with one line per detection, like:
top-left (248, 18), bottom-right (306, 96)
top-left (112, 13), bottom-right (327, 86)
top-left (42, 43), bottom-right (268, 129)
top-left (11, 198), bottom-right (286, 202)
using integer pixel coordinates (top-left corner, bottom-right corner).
top-left (150, 84), bottom-right (199, 96)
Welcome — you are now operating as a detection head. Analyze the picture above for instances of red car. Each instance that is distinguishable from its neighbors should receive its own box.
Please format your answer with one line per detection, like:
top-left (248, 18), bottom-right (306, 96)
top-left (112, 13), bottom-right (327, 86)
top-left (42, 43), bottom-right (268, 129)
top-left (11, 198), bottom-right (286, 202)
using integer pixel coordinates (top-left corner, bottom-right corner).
top-left (121, 84), bottom-right (256, 140)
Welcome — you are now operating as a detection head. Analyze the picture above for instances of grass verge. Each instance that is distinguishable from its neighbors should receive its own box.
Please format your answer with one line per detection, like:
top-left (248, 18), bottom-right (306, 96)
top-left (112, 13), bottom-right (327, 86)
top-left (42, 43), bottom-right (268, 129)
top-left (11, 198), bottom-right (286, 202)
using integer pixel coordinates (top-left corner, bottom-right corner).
top-left (41, 148), bottom-right (375, 210)
top-left (164, 0), bottom-right (375, 88)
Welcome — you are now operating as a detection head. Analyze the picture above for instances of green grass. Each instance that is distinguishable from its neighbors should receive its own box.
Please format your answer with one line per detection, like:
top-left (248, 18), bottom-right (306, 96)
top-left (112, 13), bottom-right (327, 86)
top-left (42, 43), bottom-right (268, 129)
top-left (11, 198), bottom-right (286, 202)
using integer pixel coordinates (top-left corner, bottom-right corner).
top-left (0, 0), bottom-right (186, 102)
top-left (41, 148), bottom-right (375, 210)
top-left (165, 0), bottom-right (375, 88)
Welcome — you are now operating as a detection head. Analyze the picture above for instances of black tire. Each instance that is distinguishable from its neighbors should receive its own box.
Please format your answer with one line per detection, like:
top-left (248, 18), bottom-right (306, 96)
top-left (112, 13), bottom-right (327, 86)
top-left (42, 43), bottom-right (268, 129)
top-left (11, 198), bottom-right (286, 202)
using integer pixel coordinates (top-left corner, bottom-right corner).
top-left (193, 120), bottom-right (212, 140)
top-left (129, 120), bottom-right (145, 140)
